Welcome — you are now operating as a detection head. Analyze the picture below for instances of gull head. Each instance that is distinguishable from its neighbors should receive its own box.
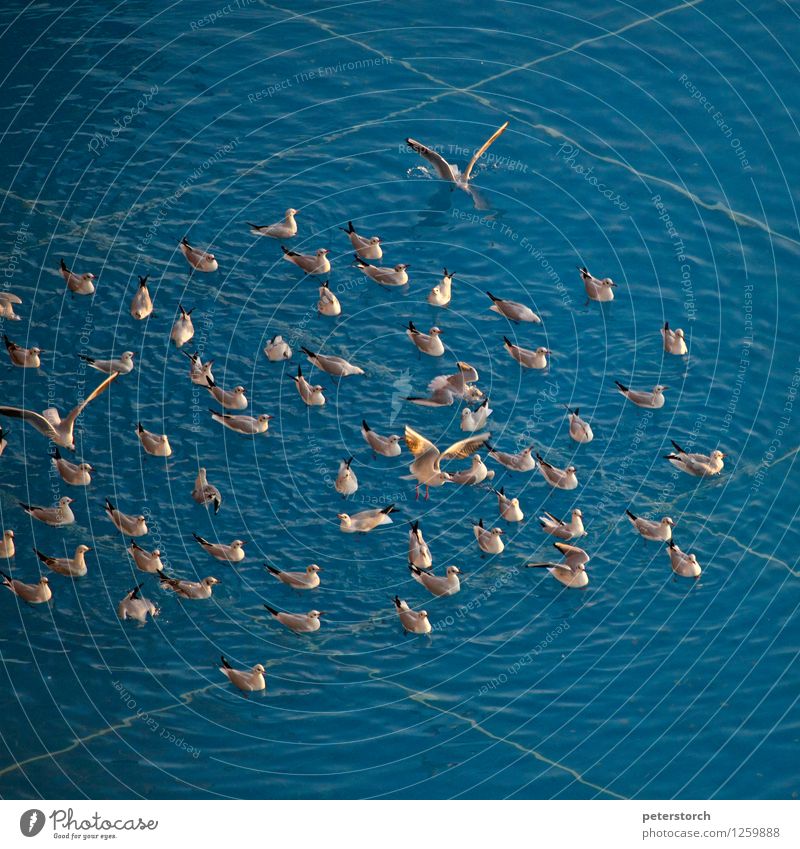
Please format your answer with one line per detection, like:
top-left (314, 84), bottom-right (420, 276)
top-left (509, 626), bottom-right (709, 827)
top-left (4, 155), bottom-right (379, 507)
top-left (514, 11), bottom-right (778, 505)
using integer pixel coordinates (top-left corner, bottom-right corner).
top-left (40, 576), bottom-right (50, 585)
top-left (573, 508), bottom-right (583, 518)
top-left (253, 664), bottom-right (267, 674)
top-left (234, 386), bottom-right (246, 395)
top-left (566, 465), bottom-right (576, 474)
top-left (76, 544), bottom-right (92, 555)
top-left (711, 450), bottom-right (726, 460)
top-left (122, 351), bottom-right (135, 361)
top-left (232, 540), bottom-right (246, 549)
top-left (389, 435), bottom-right (401, 444)
top-left (446, 566), bottom-right (462, 576)
top-left (309, 610), bottom-right (324, 620)
top-left (286, 208), bottom-right (299, 216)
top-left (511, 498), bottom-right (520, 507)
top-left (59, 497), bottom-right (74, 506)
top-left (204, 577), bottom-right (221, 587)
top-left (152, 549), bottom-right (161, 557)
top-left (317, 249), bottom-right (330, 257)
top-left (83, 273), bottom-right (96, 282)
top-left (369, 236), bottom-right (381, 245)
top-left (536, 347), bottom-right (551, 355)
top-left (395, 264), bottom-right (409, 271)
top-left (602, 277), bottom-right (616, 287)
top-left (79, 463), bottom-right (93, 472)
top-left (662, 517), bottom-right (675, 527)
top-left (31, 347), bottom-right (42, 355)
top-left (430, 327), bottom-right (442, 335)
top-left (675, 329), bottom-right (685, 339)
top-left (3, 530), bottom-right (13, 539)
top-left (491, 528), bottom-right (504, 537)
top-left (307, 564), bottom-right (322, 573)
top-left (257, 414), bottom-right (273, 424)
top-left (654, 385), bottom-right (669, 393)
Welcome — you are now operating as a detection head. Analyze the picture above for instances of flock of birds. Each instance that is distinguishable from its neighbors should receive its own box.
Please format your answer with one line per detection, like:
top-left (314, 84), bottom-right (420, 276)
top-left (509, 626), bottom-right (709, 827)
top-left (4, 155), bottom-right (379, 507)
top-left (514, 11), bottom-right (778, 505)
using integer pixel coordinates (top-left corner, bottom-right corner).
top-left (0, 121), bottom-right (727, 693)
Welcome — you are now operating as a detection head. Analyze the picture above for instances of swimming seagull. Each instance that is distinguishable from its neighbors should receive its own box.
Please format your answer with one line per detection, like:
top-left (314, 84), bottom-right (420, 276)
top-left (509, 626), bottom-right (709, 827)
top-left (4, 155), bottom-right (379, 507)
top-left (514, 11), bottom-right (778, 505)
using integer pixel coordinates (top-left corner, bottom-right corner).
top-left (503, 337), bottom-right (550, 369)
top-left (562, 407), bottom-right (593, 443)
top-left (1, 571), bottom-right (51, 603)
top-left (662, 322), bottom-right (688, 355)
top-left (406, 322), bottom-right (445, 357)
top-left (486, 442), bottom-right (536, 472)
top-left (410, 564), bottom-right (462, 597)
top-left (539, 509), bottom-right (585, 540)
top-left (180, 238), bottom-right (218, 272)
top-left (206, 376), bottom-right (248, 410)
top-left (473, 519), bottom-right (505, 554)
top-left (192, 533), bottom-right (246, 562)
top-left (104, 498), bottom-right (147, 536)
top-left (301, 346), bottom-right (364, 377)
top-left (282, 246), bottom-right (330, 275)
top-left (171, 305), bottom-right (195, 348)
top-left (192, 467), bottom-right (222, 514)
top-left (220, 656), bottom-right (267, 692)
top-left (264, 335), bottom-right (292, 361)
top-left (492, 487), bottom-right (524, 522)
top-left (0, 372), bottom-right (119, 449)
top-left (117, 584), bottom-right (158, 622)
top-left (293, 365), bottom-right (326, 406)
top-left (317, 281), bottom-right (341, 317)
top-left (210, 409), bottom-right (272, 434)
top-left (20, 497), bottom-right (75, 527)
top-left (51, 447), bottom-right (93, 486)
top-left (408, 520), bottom-right (432, 569)
top-left (338, 505), bottom-right (397, 533)
top-left (664, 440), bottom-right (726, 477)
top-left (578, 266), bottom-right (616, 302)
top-left (536, 452), bottom-right (578, 490)
top-left (0, 530), bottom-right (14, 558)
top-left (130, 275), bottom-right (153, 320)
top-left (340, 221), bottom-right (382, 259)
top-left (35, 544), bottom-right (91, 578)
top-left (427, 269), bottom-right (454, 307)
top-left (354, 256), bottom-right (409, 287)
top-left (79, 351), bottom-right (135, 375)
top-left (128, 541), bottom-right (164, 573)
top-left (248, 208), bottom-right (299, 240)
top-left (527, 542), bottom-right (590, 588)
top-left (265, 562), bottom-right (321, 590)
top-left (404, 425), bottom-right (490, 499)
top-left (184, 351), bottom-right (215, 384)
top-left (0, 291), bottom-right (23, 320)
top-left (60, 258), bottom-right (95, 295)
top-left (408, 362), bottom-right (484, 406)
top-left (4, 335), bottom-right (41, 368)
top-left (461, 398), bottom-right (493, 431)
top-left (449, 454), bottom-right (493, 486)
top-left (615, 381), bottom-right (668, 409)
top-left (393, 596), bottom-right (431, 634)
top-left (361, 420), bottom-right (402, 457)
top-left (626, 510), bottom-right (674, 541)
top-left (263, 604), bottom-right (324, 633)
top-left (159, 573), bottom-right (220, 599)
top-left (406, 121), bottom-right (510, 208)
top-left (137, 423), bottom-right (172, 457)
top-left (667, 540), bottom-right (701, 578)
top-left (335, 457), bottom-right (358, 496)
top-left (487, 292), bottom-right (541, 323)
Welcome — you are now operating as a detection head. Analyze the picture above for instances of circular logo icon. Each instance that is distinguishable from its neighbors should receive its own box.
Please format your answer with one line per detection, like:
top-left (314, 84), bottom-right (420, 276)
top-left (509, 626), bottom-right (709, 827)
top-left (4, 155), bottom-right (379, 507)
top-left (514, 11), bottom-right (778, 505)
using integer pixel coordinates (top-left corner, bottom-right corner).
top-left (19, 810), bottom-right (46, 837)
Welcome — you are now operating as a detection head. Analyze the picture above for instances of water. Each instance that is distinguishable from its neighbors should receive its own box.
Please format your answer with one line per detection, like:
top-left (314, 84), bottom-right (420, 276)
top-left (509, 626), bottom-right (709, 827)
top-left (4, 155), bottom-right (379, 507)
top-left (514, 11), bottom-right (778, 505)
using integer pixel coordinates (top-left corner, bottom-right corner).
top-left (0, 0), bottom-right (798, 800)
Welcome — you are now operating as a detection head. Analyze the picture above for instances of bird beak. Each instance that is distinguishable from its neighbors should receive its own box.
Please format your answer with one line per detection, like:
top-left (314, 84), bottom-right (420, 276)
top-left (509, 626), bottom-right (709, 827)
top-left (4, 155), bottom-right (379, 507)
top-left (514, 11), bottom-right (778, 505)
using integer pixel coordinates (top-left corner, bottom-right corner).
top-left (85, 547), bottom-right (93, 552)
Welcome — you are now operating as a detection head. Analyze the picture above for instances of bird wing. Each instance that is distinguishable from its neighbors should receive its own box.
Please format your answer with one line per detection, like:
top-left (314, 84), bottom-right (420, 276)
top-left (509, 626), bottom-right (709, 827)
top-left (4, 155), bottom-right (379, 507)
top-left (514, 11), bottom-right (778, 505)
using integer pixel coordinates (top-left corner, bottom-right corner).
top-left (406, 138), bottom-right (457, 181)
top-left (64, 372), bottom-right (119, 426)
top-left (441, 432), bottom-right (491, 460)
top-left (463, 121), bottom-right (509, 182)
top-left (404, 425), bottom-right (437, 457)
top-left (0, 406), bottom-right (58, 439)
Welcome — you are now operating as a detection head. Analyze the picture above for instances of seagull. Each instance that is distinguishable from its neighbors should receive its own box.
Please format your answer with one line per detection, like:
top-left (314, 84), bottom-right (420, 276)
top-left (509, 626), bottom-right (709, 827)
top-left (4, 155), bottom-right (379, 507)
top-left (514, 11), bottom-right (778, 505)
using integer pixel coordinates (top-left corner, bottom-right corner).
top-left (317, 280), bottom-right (341, 317)
top-left (664, 440), bottom-right (726, 477)
top-left (104, 498), bottom-right (147, 536)
top-left (335, 457), bottom-right (358, 496)
top-left (527, 541), bottom-right (590, 588)
top-left (0, 291), bottom-right (23, 320)
top-left (171, 305), bottom-right (195, 348)
top-left (667, 540), bottom-right (701, 578)
top-left (1, 571), bottom-right (51, 603)
top-left (487, 292), bottom-right (541, 323)
top-left (20, 497), bottom-right (75, 527)
top-left (220, 656), bottom-right (267, 692)
top-left (248, 208), bottom-right (299, 240)
top-left (51, 447), bottom-right (93, 486)
top-left (536, 453), bottom-right (578, 490)
top-left (206, 376), bottom-right (248, 410)
top-left (615, 381), bottom-right (668, 409)
top-left (353, 256), bottom-right (409, 287)
top-left (265, 562), bottom-right (321, 590)
top-left (0, 427), bottom-right (7, 457)
top-left (35, 544), bottom-right (91, 578)
top-left (410, 564), bottom-right (462, 597)
top-left (292, 365), bottom-right (326, 406)
top-left (493, 487), bottom-right (523, 522)
top-left (427, 269), bottom-right (454, 307)
top-left (662, 322), bottom-right (688, 355)
top-left (449, 454), bottom-right (493, 486)
top-left (117, 584), bottom-right (158, 622)
top-left (128, 541), bottom-right (164, 573)
top-left (184, 351), bottom-right (215, 384)
top-left (4, 335), bottom-right (41, 368)
top-left (263, 604), bottom-right (324, 633)
top-left (338, 505), bottom-right (397, 533)
top-left (282, 246), bottom-right (330, 275)
top-left (0, 372), bottom-right (118, 449)
top-left (503, 337), bottom-right (550, 369)
top-left (564, 407), bottom-right (594, 443)
top-left (361, 420), bottom-right (402, 457)
top-left (461, 398), bottom-right (493, 431)
top-left (130, 275), bottom-right (153, 319)
top-left (406, 121), bottom-right (509, 207)
top-left (404, 425), bottom-right (490, 499)
top-left (192, 467), bottom-right (221, 514)
top-left (264, 334), bottom-right (293, 361)
top-left (340, 221), bottom-right (382, 259)
top-left (579, 266), bottom-right (616, 302)
top-left (539, 509), bottom-right (585, 540)
top-left (159, 573), bottom-right (220, 599)
top-left (408, 520), bottom-right (432, 569)
top-left (393, 595), bottom-right (431, 634)
top-left (192, 533), bottom-right (246, 562)
top-left (210, 409), bottom-right (272, 434)
top-left (487, 442), bottom-right (536, 472)
top-left (301, 346), bottom-right (364, 377)
top-left (0, 530), bottom-right (15, 558)
top-left (473, 519), bottom-right (505, 554)
top-left (406, 322), bottom-right (444, 357)
top-left (79, 351), bottom-right (135, 375)
top-left (626, 509), bottom-right (674, 541)
top-left (409, 362), bottom-right (483, 406)
top-left (137, 423), bottom-right (172, 457)
top-left (180, 237), bottom-right (218, 272)
top-left (60, 258), bottom-right (95, 295)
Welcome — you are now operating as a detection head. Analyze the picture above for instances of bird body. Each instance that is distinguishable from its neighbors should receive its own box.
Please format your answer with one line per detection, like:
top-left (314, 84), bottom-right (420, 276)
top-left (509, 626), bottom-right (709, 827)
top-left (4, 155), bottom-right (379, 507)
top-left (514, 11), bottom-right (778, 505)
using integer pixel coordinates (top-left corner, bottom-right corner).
top-left (473, 519), bottom-right (505, 554)
top-left (461, 399), bottom-right (493, 431)
top-left (192, 533), bottom-right (246, 562)
top-left (664, 440), bottom-right (725, 477)
top-left (406, 322), bottom-right (444, 356)
top-left (265, 335), bottom-right (292, 361)
top-left (338, 505), bottom-right (397, 533)
top-left (340, 221), bottom-right (382, 259)
top-left (361, 420), bottom-right (401, 457)
top-left (128, 541), bottom-right (164, 573)
top-left (180, 238), bottom-right (218, 272)
top-left (265, 562), bottom-right (321, 590)
top-left (206, 376), bottom-right (248, 410)
top-left (293, 365), bottom-right (326, 406)
top-left (354, 257), bottom-right (409, 286)
top-left (210, 410), bottom-right (272, 434)
top-left (536, 453), bottom-right (578, 490)
top-left (1, 571), bottom-right (51, 603)
top-left (579, 266), bottom-right (616, 302)
top-left (263, 604), bottom-right (323, 633)
top-left (317, 281), bottom-right (341, 316)
top-left (410, 564), bottom-right (461, 597)
top-left (130, 275), bottom-right (153, 320)
top-left (35, 544), bottom-right (90, 577)
top-left (494, 487), bottom-right (523, 522)
top-left (104, 498), bottom-right (147, 536)
top-left (249, 208), bottom-right (298, 240)
top-left (282, 246), bottom-right (329, 275)
top-left (615, 381), bottom-right (668, 409)
top-left (487, 292), bottom-right (541, 323)
top-left (20, 497), bottom-right (75, 526)
top-left (503, 337), bottom-right (550, 369)
top-left (171, 305), bottom-right (195, 348)
top-left (408, 520), bottom-right (432, 569)
top-left (192, 467), bottom-right (221, 513)
top-left (117, 584), bottom-right (158, 622)
top-left (667, 540), bottom-right (701, 577)
top-left (527, 541), bottom-right (590, 588)
top-left (565, 407), bottom-right (594, 443)
top-left (220, 656), bottom-right (267, 691)
top-left (301, 346), bottom-right (364, 377)
top-left (0, 530), bottom-right (15, 558)
top-left (427, 269), bottom-right (454, 306)
top-left (404, 425), bottom-right (490, 497)
top-left (393, 595), bottom-right (431, 634)
top-left (662, 322), bottom-right (688, 355)
top-left (539, 509), bottom-right (585, 540)
top-left (4, 335), bottom-right (41, 367)
top-left (137, 423), bottom-right (172, 457)
top-left (626, 510), bottom-right (674, 541)
top-left (335, 457), bottom-right (358, 496)
top-left (487, 443), bottom-right (536, 472)
top-left (79, 351), bottom-right (134, 375)
top-left (60, 258), bottom-right (95, 295)
top-left (159, 573), bottom-right (220, 599)
top-left (51, 447), bottom-right (93, 486)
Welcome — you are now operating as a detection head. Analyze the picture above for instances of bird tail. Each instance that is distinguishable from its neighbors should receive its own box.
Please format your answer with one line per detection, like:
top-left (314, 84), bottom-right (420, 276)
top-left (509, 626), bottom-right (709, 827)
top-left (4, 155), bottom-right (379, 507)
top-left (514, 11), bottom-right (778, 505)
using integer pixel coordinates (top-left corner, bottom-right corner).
top-left (382, 504), bottom-right (398, 515)
top-left (625, 509), bottom-right (637, 520)
top-left (220, 655), bottom-right (233, 669)
top-left (361, 419), bottom-right (370, 432)
top-left (614, 380), bottom-right (628, 392)
top-left (671, 439), bottom-right (686, 454)
top-left (192, 532), bottom-right (209, 545)
top-left (526, 562), bottom-right (553, 569)
top-left (265, 563), bottom-right (280, 576)
top-left (263, 603), bottom-right (279, 616)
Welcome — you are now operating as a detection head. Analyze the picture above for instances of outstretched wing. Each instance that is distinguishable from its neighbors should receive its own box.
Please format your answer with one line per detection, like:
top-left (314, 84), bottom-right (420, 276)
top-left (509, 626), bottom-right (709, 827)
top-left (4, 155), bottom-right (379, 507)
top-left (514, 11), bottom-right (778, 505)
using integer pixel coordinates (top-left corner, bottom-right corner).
top-left (0, 406), bottom-right (58, 439)
top-left (406, 138), bottom-right (457, 181)
top-left (64, 371), bottom-right (119, 426)
top-left (463, 121), bottom-right (509, 182)
top-left (404, 425), bottom-right (437, 457)
top-left (441, 432), bottom-right (491, 460)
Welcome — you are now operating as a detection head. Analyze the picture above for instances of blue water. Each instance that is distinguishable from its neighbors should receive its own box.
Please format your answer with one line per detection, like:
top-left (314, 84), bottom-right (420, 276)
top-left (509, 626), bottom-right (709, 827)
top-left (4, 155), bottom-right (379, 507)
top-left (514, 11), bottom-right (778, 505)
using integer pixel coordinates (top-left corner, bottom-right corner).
top-left (0, 0), bottom-right (798, 800)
